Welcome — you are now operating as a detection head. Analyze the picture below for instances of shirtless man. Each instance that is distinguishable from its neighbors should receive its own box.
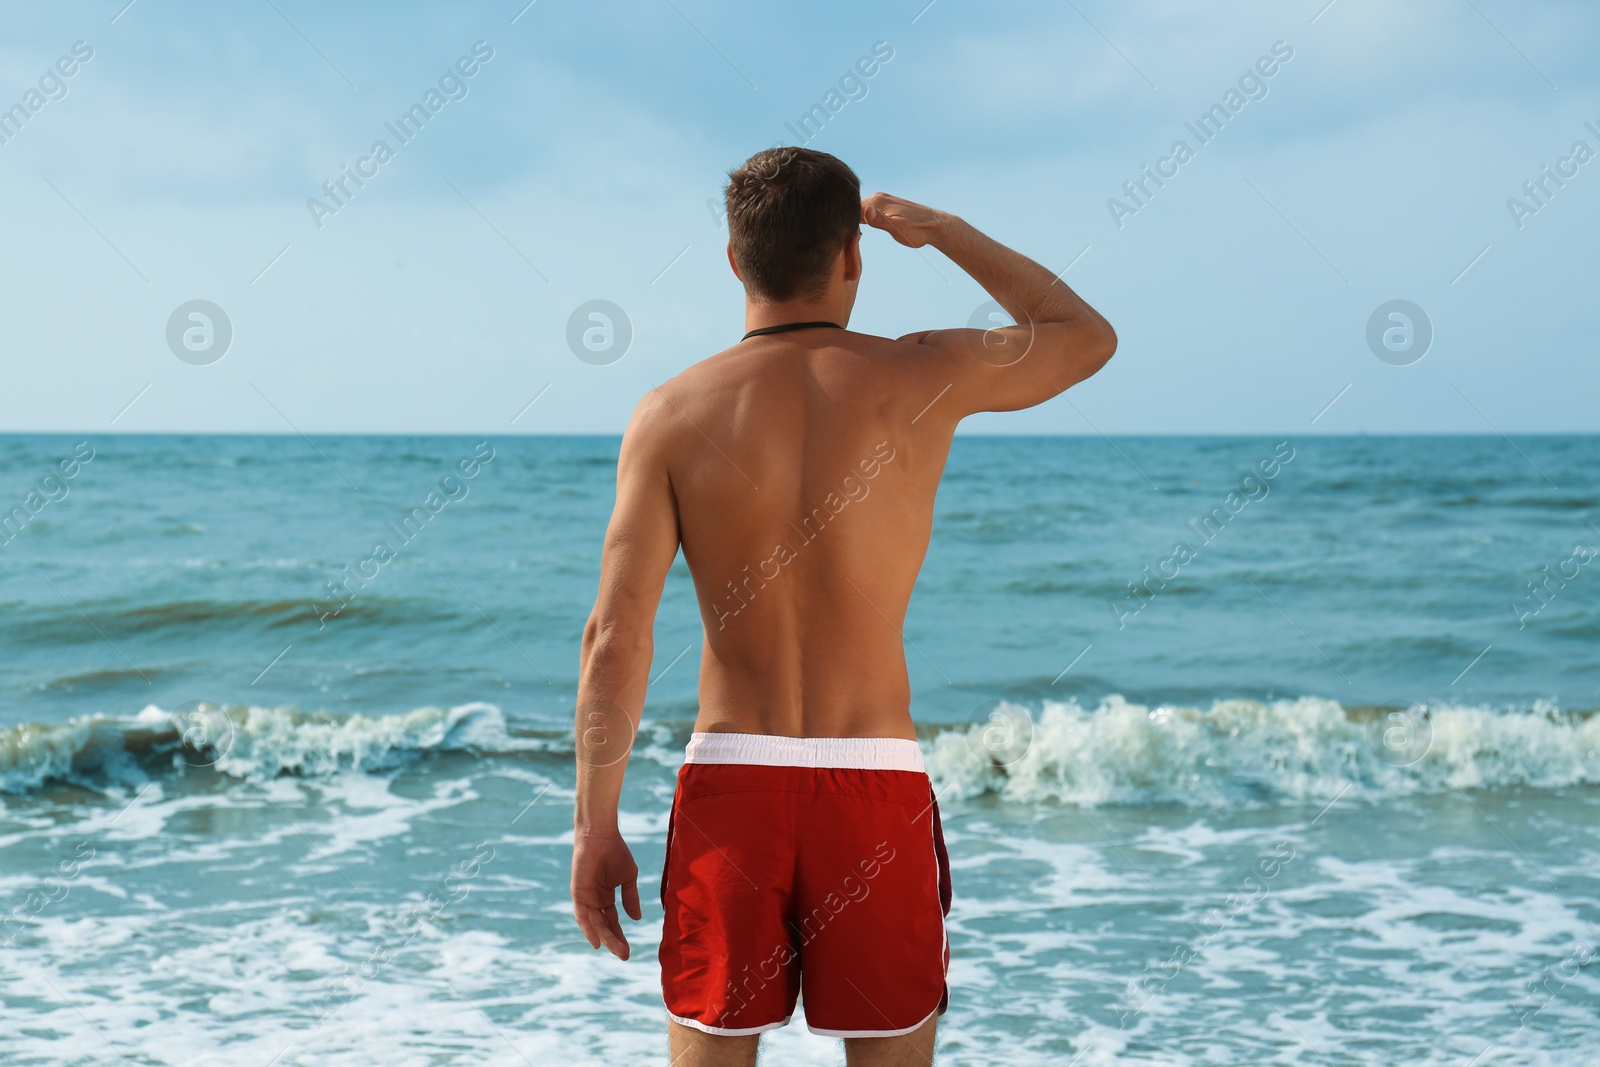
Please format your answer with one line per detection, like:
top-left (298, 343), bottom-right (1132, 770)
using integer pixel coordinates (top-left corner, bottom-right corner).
top-left (570, 147), bottom-right (1116, 1066)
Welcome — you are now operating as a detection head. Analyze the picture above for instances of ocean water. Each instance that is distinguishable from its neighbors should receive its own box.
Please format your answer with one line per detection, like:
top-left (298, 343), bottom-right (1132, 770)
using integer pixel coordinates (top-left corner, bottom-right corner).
top-left (1, 433), bottom-right (1597, 1066)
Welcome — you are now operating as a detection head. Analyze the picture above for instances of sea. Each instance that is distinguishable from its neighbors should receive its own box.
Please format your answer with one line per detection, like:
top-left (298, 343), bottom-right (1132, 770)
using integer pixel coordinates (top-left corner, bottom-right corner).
top-left (1, 433), bottom-right (1597, 1066)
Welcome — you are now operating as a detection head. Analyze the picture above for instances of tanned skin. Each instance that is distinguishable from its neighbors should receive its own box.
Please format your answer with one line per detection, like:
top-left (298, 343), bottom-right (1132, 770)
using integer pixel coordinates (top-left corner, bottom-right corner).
top-left (571, 193), bottom-right (1116, 1067)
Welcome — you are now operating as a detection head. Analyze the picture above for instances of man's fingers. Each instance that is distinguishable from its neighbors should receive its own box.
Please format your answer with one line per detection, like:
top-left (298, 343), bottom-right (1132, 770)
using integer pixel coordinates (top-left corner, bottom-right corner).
top-left (862, 195), bottom-right (897, 228)
top-left (599, 907), bottom-right (631, 960)
top-left (580, 904), bottom-right (627, 958)
top-left (571, 835), bottom-right (641, 959)
top-left (574, 905), bottom-right (602, 950)
top-left (866, 208), bottom-right (905, 240)
top-left (861, 197), bottom-right (927, 248)
top-left (574, 892), bottom-right (636, 959)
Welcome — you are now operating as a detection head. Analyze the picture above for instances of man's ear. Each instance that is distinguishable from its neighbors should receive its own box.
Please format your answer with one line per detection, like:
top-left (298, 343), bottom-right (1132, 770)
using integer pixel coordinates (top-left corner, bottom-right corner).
top-left (726, 242), bottom-right (741, 281)
top-left (842, 230), bottom-right (862, 283)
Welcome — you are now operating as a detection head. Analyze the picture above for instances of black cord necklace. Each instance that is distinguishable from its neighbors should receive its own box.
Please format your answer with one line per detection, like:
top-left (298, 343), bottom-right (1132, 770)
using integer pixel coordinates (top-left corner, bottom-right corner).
top-left (741, 321), bottom-right (842, 341)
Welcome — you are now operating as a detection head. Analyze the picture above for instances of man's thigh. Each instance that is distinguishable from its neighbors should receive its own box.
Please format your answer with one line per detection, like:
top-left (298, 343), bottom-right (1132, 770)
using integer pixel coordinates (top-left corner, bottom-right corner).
top-left (668, 1018), bottom-right (760, 1067)
top-left (666, 1013), bottom-right (938, 1067)
top-left (844, 1011), bottom-right (937, 1067)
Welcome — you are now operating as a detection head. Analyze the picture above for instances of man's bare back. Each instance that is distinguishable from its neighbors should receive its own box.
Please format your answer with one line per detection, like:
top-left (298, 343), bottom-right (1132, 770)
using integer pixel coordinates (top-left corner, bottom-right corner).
top-left (571, 153), bottom-right (1114, 1065)
top-left (651, 328), bottom-right (957, 740)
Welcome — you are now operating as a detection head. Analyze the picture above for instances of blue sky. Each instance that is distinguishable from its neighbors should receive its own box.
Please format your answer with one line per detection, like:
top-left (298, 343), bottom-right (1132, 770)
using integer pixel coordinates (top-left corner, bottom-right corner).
top-left (0, 0), bottom-right (1595, 434)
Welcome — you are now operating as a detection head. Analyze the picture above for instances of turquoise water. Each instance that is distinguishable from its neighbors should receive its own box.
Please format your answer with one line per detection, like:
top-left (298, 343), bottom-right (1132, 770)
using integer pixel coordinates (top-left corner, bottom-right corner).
top-left (2, 434), bottom-right (1598, 1065)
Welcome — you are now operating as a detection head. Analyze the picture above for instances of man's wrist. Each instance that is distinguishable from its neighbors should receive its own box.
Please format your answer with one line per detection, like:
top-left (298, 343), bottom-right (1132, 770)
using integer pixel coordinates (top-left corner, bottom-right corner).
top-left (929, 213), bottom-right (969, 253)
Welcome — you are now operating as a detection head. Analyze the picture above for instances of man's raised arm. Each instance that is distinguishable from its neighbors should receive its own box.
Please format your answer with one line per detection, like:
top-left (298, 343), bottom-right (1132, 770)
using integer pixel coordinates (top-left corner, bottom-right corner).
top-left (571, 392), bottom-right (680, 961)
top-left (862, 192), bottom-right (1117, 415)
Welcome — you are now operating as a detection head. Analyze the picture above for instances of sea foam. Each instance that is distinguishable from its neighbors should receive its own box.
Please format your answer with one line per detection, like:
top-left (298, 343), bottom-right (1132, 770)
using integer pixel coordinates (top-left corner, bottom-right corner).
top-left (6, 695), bottom-right (1598, 806)
top-left (922, 695), bottom-right (1600, 807)
top-left (0, 701), bottom-right (541, 794)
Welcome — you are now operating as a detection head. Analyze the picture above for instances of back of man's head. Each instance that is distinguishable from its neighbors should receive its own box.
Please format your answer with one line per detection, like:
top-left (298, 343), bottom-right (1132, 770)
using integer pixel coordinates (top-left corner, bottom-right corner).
top-left (725, 148), bottom-right (860, 304)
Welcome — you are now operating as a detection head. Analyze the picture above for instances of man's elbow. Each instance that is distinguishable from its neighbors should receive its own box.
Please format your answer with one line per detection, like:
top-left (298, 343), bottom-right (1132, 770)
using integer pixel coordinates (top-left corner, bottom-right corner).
top-left (1087, 319), bottom-right (1117, 374)
top-left (581, 614), bottom-right (652, 663)
top-left (1055, 318), bottom-right (1116, 384)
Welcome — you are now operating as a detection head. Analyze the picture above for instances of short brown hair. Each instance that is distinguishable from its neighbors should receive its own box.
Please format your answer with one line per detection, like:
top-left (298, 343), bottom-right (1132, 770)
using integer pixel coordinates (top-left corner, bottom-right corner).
top-left (724, 148), bottom-right (860, 302)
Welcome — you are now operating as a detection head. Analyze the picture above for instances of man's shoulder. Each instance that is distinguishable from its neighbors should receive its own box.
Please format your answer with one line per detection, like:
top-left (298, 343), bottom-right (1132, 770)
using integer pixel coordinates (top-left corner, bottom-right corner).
top-left (836, 327), bottom-right (936, 354)
top-left (623, 359), bottom-right (739, 452)
top-left (622, 384), bottom-right (684, 448)
top-left (839, 327), bottom-right (969, 369)
top-left (640, 329), bottom-right (952, 423)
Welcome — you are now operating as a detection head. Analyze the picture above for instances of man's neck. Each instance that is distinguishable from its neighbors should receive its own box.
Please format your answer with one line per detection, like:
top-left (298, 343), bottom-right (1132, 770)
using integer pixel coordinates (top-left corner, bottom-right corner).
top-left (743, 297), bottom-right (849, 337)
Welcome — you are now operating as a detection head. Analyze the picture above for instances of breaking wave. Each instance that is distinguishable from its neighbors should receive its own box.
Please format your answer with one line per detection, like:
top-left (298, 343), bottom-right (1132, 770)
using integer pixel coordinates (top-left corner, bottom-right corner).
top-left (6, 695), bottom-right (1599, 807)
top-left (923, 695), bottom-right (1600, 807)
top-left (0, 702), bottom-right (553, 794)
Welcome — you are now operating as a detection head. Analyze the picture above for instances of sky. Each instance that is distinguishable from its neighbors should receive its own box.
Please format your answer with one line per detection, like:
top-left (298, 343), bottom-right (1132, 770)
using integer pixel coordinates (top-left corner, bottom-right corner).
top-left (0, 0), bottom-right (1596, 435)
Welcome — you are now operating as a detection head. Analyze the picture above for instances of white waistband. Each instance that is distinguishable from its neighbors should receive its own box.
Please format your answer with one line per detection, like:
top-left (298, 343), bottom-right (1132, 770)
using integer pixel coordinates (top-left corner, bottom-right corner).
top-left (684, 732), bottom-right (925, 771)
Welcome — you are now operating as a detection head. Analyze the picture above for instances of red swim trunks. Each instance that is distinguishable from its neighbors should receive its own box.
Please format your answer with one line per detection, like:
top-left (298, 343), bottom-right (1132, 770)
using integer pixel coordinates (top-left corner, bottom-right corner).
top-left (660, 733), bottom-right (952, 1037)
